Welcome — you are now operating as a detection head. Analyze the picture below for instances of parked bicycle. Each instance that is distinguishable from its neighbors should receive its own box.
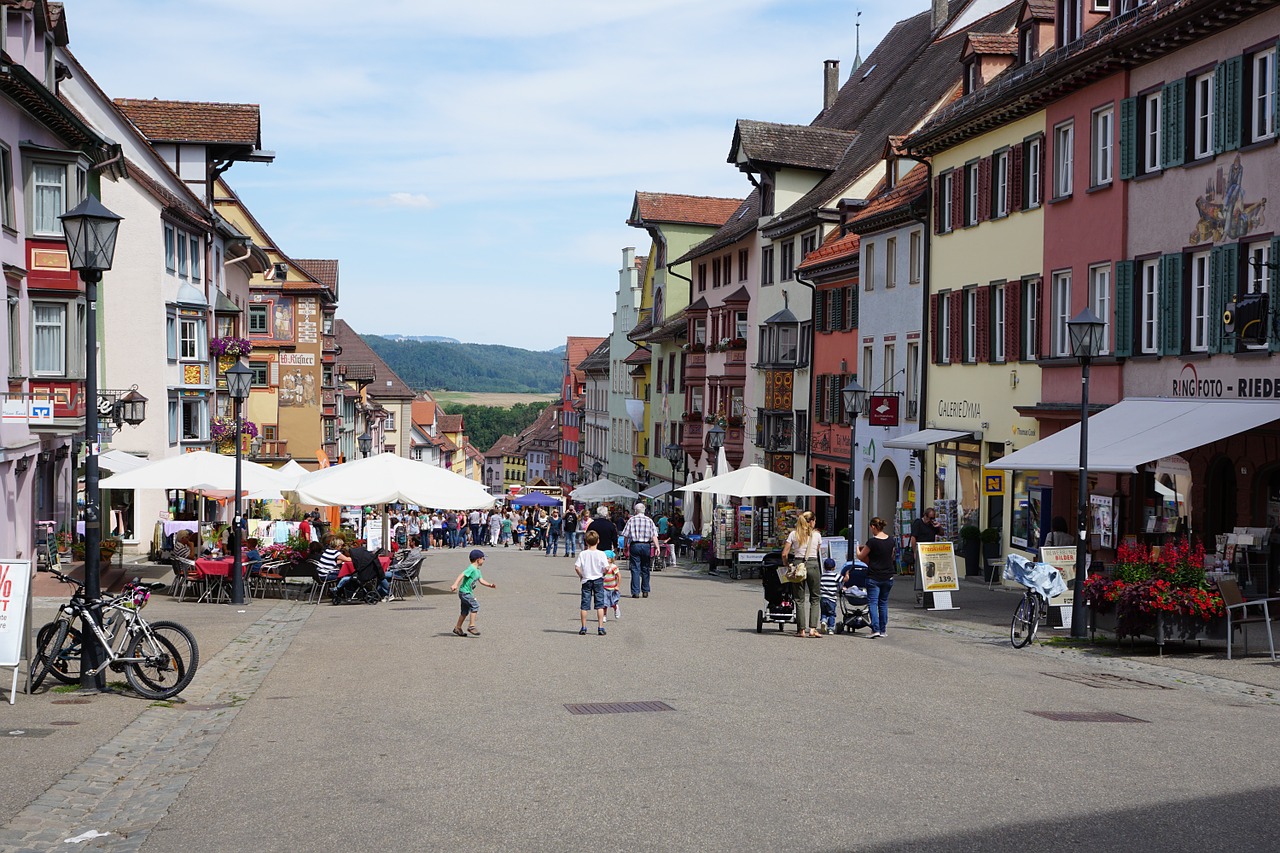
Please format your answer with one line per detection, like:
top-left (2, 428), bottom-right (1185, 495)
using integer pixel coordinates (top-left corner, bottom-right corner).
top-left (1006, 553), bottom-right (1068, 649)
top-left (30, 569), bottom-right (200, 700)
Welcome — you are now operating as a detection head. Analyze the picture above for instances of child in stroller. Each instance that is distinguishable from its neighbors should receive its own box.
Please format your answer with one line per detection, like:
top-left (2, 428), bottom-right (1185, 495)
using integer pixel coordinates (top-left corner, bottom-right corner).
top-left (331, 546), bottom-right (387, 605)
top-left (834, 561), bottom-right (872, 634)
top-left (522, 525), bottom-right (545, 551)
top-left (756, 554), bottom-right (797, 633)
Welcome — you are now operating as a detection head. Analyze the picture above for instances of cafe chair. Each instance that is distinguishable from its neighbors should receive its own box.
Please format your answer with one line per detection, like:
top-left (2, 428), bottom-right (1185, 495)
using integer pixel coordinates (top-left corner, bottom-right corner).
top-left (1217, 577), bottom-right (1279, 660)
top-left (255, 560), bottom-right (288, 599)
top-left (388, 557), bottom-right (424, 600)
top-left (170, 556), bottom-right (201, 602)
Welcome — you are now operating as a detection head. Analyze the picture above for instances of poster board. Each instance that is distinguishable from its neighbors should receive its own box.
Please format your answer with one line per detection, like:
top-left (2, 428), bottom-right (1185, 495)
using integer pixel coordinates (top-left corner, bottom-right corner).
top-left (823, 536), bottom-right (849, 569)
top-left (1089, 495), bottom-right (1115, 549)
top-left (1039, 546), bottom-right (1077, 610)
top-left (0, 560), bottom-right (32, 704)
top-left (916, 542), bottom-right (959, 592)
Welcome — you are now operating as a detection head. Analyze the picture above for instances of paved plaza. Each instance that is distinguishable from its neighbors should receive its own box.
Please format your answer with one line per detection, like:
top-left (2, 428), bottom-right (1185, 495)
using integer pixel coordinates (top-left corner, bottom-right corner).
top-left (4, 548), bottom-right (1280, 852)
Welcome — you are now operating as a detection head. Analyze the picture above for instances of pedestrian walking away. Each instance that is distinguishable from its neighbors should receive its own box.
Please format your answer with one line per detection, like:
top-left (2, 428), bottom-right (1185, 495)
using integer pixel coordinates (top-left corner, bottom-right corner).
top-left (858, 517), bottom-right (896, 638)
top-left (575, 530), bottom-right (610, 634)
top-left (451, 549), bottom-right (497, 636)
top-left (621, 502), bottom-right (659, 598)
top-left (586, 505), bottom-right (618, 553)
top-left (781, 511), bottom-right (823, 636)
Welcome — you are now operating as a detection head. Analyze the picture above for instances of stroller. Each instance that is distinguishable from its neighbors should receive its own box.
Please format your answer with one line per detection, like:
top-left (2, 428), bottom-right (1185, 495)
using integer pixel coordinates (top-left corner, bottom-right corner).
top-left (522, 525), bottom-right (546, 551)
top-left (756, 555), bottom-right (796, 633)
top-left (834, 561), bottom-right (872, 634)
top-left (331, 548), bottom-right (386, 605)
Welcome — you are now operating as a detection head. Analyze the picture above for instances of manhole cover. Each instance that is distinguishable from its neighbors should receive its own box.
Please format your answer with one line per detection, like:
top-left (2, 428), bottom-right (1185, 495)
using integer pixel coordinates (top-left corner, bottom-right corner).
top-left (1027, 711), bottom-right (1148, 723)
top-left (1043, 671), bottom-right (1172, 690)
top-left (565, 701), bottom-right (675, 715)
top-left (51, 698), bottom-right (91, 705)
top-left (4, 728), bottom-right (55, 738)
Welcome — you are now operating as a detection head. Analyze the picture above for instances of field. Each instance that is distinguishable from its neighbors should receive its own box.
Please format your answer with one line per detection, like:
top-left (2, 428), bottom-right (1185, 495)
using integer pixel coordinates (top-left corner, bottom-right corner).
top-left (429, 390), bottom-right (558, 407)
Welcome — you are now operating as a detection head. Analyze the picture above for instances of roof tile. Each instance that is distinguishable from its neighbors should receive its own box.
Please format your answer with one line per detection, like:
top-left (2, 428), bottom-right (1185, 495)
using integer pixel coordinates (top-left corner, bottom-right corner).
top-left (294, 259), bottom-right (338, 294)
top-left (630, 192), bottom-right (741, 227)
top-left (731, 120), bottom-right (857, 171)
top-left (114, 98), bottom-right (261, 146)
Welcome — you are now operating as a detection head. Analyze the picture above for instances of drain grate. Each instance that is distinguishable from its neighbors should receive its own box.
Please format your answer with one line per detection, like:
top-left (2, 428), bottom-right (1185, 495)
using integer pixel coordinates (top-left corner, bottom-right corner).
top-left (51, 698), bottom-right (91, 705)
top-left (4, 728), bottom-right (55, 738)
top-left (565, 701), bottom-right (675, 715)
top-left (49, 721), bottom-right (79, 726)
top-left (391, 607), bottom-right (435, 611)
top-left (1027, 711), bottom-right (1148, 723)
top-left (1044, 671), bottom-right (1171, 690)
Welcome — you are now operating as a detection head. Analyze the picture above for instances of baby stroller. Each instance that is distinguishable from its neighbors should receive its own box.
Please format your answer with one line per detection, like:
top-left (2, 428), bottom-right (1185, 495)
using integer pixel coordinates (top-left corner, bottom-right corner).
top-left (756, 556), bottom-right (797, 633)
top-left (834, 561), bottom-right (872, 634)
top-left (331, 548), bottom-right (386, 605)
top-left (522, 526), bottom-right (545, 551)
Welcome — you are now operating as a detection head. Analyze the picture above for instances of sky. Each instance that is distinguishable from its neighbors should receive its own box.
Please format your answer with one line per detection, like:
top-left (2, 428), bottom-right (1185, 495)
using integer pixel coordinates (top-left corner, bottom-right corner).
top-left (62, 0), bottom-right (908, 351)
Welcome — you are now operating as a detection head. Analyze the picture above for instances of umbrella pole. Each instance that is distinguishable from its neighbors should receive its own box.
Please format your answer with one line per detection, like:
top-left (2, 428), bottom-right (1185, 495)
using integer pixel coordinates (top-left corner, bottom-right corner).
top-left (382, 504), bottom-right (390, 554)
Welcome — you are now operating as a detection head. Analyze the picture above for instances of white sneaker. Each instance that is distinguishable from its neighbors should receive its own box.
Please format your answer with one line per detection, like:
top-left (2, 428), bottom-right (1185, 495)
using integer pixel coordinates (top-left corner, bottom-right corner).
top-left (613, 609), bottom-right (620, 619)
top-left (601, 615), bottom-right (606, 623)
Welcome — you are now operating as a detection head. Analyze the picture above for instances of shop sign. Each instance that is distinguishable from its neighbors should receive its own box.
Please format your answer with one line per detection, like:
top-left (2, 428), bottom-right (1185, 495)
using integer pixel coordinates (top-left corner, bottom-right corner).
top-left (1167, 362), bottom-right (1280, 399)
top-left (868, 395), bottom-right (899, 426)
top-left (862, 438), bottom-right (876, 462)
top-left (1039, 546), bottom-right (1077, 609)
top-left (983, 471), bottom-right (1005, 495)
top-left (916, 542), bottom-right (959, 592)
top-left (937, 398), bottom-right (981, 419)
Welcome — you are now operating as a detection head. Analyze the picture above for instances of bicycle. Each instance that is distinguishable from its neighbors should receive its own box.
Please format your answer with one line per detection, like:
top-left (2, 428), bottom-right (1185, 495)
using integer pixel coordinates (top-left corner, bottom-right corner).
top-left (1010, 584), bottom-right (1046, 648)
top-left (30, 569), bottom-right (200, 700)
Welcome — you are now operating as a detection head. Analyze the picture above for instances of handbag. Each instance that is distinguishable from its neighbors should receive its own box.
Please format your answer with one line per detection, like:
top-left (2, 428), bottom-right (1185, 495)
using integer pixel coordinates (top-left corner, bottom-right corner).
top-left (784, 559), bottom-right (808, 583)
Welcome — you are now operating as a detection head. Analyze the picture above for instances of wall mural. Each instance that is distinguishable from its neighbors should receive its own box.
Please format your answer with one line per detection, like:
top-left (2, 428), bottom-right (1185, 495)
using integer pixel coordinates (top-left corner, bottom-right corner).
top-left (1189, 154), bottom-right (1267, 244)
top-left (279, 366), bottom-right (318, 408)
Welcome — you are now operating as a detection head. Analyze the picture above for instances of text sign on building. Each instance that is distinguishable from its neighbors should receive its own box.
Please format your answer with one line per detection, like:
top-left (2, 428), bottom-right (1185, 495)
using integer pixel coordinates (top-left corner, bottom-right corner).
top-left (867, 395), bottom-right (899, 427)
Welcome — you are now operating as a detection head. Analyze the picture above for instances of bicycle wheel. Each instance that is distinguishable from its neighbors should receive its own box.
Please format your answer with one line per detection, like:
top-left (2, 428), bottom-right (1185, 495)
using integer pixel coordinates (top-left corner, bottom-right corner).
top-left (35, 620), bottom-right (83, 684)
top-left (30, 618), bottom-right (71, 690)
top-left (1010, 593), bottom-right (1035, 648)
top-left (124, 620), bottom-right (199, 700)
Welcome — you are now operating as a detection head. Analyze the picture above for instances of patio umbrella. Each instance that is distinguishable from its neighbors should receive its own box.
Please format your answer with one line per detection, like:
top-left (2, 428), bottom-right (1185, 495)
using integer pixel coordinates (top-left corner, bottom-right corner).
top-left (98, 450), bottom-right (292, 495)
top-left (273, 459), bottom-right (311, 490)
top-left (511, 491), bottom-right (562, 508)
top-left (569, 479), bottom-right (639, 502)
top-left (678, 464), bottom-right (828, 498)
top-left (99, 449), bottom-right (149, 473)
top-left (293, 452), bottom-right (494, 509)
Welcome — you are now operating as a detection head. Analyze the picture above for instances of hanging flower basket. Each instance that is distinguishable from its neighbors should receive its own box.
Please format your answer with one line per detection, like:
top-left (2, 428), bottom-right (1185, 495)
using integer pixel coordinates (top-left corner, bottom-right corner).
top-left (211, 416), bottom-right (259, 454)
top-left (210, 336), bottom-right (254, 358)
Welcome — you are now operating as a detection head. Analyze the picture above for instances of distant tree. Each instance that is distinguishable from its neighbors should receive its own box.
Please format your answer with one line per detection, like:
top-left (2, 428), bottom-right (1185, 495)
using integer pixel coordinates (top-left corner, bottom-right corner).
top-left (363, 336), bottom-right (563, 394)
top-left (451, 401), bottom-right (551, 452)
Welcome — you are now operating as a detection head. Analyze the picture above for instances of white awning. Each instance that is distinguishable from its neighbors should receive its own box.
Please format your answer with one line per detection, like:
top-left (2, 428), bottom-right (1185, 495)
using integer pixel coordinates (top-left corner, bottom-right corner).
top-left (989, 398), bottom-right (1280, 474)
top-left (883, 428), bottom-right (979, 450)
top-left (639, 481), bottom-right (673, 499)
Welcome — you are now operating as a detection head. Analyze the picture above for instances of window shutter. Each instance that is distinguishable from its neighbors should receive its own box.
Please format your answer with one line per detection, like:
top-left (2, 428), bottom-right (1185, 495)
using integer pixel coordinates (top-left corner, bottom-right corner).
top-left (933, 175), bottom-right (945, 234)
top-left (1031, 278), bottom-right (1043, 359)
top-left (950, 171), bottom-right (964, 231)
top-left (755, 408), bottom-right (764, 446)
top-left (814, 374), bottom-right (826, 423)
top-left (830, 288), bottom-right (843, 329)
top-left (1006, 281), bottom-right (1022, 362)
top-left (849, 287), bottom-right (859, 329)
top-left (1272, 235), bottom-right (1280, 352)
top-left (949, 292), bottom-right (963, 364)
top-left (1114, 260), bottom-right (1134, 357)
top-left (269, 361), bottom-right (279, 387)
top-left (1160, 253), bottom-right (1184, 356)
top-left (1119, 97), bottom-right (1137, 180)
top-left (1210, 243), bottom-right (1238, 353)
top-left (976, 286), bottom-right (991, 363)
top-left (1009, 144), bottom-right (1024, 212)
top-left (1162, 78), bottom-right (1186, 168)
top-left (977, 157), bottom-right (993, 222)
top-left (815, 289), bottom-right (825, 331)
top-left (831, 375), bottom-right (843, 422)
top-left (1214, 56), bottom-right (1242, 154)
top-left (1036, 139), bottom-right (1046, 205)
top-left (930, 293), bottom-right (940, 364)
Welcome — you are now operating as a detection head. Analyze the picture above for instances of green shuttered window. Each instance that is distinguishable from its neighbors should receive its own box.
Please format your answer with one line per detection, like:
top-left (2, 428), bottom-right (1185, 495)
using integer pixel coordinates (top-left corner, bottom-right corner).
top-left (1114, 260), bottom-right (1134, 357)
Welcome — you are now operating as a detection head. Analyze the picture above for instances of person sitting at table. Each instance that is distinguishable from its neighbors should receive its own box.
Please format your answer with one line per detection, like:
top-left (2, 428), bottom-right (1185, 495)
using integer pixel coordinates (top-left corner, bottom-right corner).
top-left (392, 535), bottom-right (424, 568)
top-left (316, 536), bottom-right (346, 583)
top-left (244, 537), bottom-right (264, 578)
top-left (171, 530), bottom-right (194, 562)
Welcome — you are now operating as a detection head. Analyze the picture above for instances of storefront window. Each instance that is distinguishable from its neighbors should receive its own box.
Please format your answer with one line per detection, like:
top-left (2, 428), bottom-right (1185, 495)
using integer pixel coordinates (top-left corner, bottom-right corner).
top-left (935, 440), bottom-right (982, 530)
top-left (1011, 471), bottom-right (1045, 552)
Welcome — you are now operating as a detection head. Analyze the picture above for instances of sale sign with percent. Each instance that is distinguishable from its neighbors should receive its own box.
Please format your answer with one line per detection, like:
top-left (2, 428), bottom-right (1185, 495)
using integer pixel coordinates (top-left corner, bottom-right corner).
top-left (0, 560), bottom-right (32, 703)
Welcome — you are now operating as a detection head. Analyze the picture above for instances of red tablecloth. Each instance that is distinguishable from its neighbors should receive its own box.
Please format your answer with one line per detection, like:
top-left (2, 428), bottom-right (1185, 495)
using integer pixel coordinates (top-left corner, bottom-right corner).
top-left (379, 555), bottom-right (391, 570)
top-left (195, 557), bottom-right (234, 578)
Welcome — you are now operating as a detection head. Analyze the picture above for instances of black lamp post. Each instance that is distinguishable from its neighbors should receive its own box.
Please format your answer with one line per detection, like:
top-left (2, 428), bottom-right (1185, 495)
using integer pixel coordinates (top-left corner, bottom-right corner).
top-left (1067, 307), bottom-right (1106, 639)
top-left (60, 195), bottom-right (123, 691)
top-left (224, 360), bottom-right (253, 605)
top-left (592, 459), bottom-right (603, 480)
top-left (358, 431), bottom-right (372, 458)
top-left (842, 379), bottom-right (868, 566)
top-left (664, 441), bottom-right (683, 516)
top-left (706, 423), bottom-right (725, 472)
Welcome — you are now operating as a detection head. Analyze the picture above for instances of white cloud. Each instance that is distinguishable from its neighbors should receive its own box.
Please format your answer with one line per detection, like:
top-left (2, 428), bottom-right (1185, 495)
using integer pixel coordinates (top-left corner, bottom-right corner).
top-left (375, 192), bottom-right (437, 209)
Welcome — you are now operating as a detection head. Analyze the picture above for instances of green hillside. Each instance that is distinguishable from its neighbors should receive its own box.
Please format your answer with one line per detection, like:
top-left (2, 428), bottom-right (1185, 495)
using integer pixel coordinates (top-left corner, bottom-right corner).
top-left (363, 336), bottom-right (563, 393)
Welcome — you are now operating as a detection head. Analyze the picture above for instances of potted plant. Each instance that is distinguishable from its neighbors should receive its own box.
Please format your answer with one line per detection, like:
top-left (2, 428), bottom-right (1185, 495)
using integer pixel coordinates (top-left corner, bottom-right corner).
top-left (211, 416), bottom-right (259, 453)
top-left (100, 536), bottom-right (121, 564)
top-left (1083, 539), bottom-right (1224, 641)
top-left (55, 530), bottom-right (72, 554)
top-left (979, 528), bottom-right (1001, 580)
top-left (730, 337), bottom-right (747, 350)
top-left (726, 414), bottom-right (744, 427)
top-left (71, 541), bottom-right (86, 562)
top-left (690, 341), bottom-right (706, 353)
top-left (958, 525), bottom-right (982, 576)
top-left (209, 336), bottom-right (254, 359)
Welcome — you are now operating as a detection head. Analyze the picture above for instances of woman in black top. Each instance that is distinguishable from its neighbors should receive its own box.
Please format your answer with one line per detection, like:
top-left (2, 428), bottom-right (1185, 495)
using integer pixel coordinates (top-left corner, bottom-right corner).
top-left (856, 517), bottom-right (897, 638)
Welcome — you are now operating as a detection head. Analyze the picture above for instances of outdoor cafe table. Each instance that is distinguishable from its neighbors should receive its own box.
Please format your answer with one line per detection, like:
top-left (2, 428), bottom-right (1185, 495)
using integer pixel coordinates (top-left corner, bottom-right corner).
top-left (194, 556), bottom-right (237, 603)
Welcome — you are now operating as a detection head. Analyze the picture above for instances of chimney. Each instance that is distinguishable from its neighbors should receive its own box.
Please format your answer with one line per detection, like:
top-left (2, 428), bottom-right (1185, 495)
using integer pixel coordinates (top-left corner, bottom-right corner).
top-left (823, 59), bottom-right (840, 111)
top-left (933, 0), bottom-right (950, 32)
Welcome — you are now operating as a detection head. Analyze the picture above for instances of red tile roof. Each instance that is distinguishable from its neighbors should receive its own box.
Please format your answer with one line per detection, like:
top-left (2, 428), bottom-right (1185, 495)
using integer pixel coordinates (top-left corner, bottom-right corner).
top-left (114, 98), bottom-right (261, 146)
top-left (967, 32), bottom-right (1019, 54)
top-left (797, 230), bottom-right (860, 272)
top-left (629, 192), bottom-right (742, 228)
top-left (294, 259), bottom-right (338, 294)
top-left (437, 414), bottom-right (464, 434)
top-left (486, 434), bottom-right (520, 456)
top-left (333, 320), bottom-right (417, 398)
top-left (411, 398), bottom-right (436, 427)
top-left (566, 336), bottom-right (607, 386)
top-left (846, 164), bottom-right (929, 229)
top-left (623, 346), bottom-right (652, 366)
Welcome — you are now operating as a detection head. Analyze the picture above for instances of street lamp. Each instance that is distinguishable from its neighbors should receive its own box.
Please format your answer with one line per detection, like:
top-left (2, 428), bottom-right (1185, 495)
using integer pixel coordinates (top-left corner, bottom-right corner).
top-left (224, 360), bottom-right (253, 605)
top-left (664, 441), bottom-right (683, 516)
top-left (705, 423), bottom-right (725, 470)
top-left (1067, 307), bottom-right (1106, 639)
top-left (592, 459), bottom-right (603, 480)
top-left (842, 379), bottom-right (868, 566)
top-left (358, 431), bottom-right (373, 458)
top-left (60, 195), bottom-right (123, 691)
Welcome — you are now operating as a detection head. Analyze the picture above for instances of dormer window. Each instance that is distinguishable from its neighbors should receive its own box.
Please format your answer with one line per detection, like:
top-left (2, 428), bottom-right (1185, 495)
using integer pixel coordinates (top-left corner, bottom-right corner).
top-left (758, 302), bottom-right (811, 368)
top-left (964, 59), bottom-right (978, 95)
top-left (1057, 0), bottom-right (1083, 46)
top-left (1019, 26), bottom-right (1035, 65)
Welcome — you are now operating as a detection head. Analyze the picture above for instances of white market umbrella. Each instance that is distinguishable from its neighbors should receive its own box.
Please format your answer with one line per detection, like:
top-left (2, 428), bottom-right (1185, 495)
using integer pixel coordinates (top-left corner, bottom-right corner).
top-left (98, 450), bottom-right (292, 495)
top-left (678, 464), bottom-right (828, 499)
top-left (294, 452), bottom-right (495, 509)
top-left (569, 478), bottom-right (639, 502)
top-left (99, 449), bottom-right (149, 473)
top-left (274, 459), bottom-right (311, 490)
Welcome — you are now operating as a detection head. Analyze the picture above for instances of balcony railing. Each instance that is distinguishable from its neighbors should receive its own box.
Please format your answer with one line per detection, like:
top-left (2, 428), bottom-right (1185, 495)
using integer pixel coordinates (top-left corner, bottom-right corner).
top-left (249, 439), bottom-right (290, 460)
